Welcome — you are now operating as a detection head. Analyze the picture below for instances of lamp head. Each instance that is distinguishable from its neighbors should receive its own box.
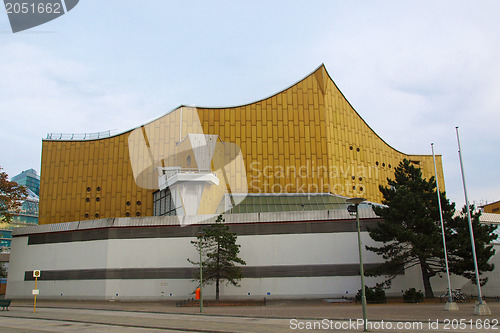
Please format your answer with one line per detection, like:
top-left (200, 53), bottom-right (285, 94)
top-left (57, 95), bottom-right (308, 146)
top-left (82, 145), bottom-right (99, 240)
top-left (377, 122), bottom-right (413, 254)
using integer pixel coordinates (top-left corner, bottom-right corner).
top-left (346, 197), bottom-right (367, 205)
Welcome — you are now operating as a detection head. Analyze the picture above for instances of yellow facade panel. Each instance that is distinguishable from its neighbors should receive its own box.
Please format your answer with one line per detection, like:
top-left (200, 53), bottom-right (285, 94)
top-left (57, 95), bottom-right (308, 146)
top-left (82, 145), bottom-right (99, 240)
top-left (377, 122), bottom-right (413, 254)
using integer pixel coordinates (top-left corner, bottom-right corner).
top-left (39, 65), bottom-right (445, 224)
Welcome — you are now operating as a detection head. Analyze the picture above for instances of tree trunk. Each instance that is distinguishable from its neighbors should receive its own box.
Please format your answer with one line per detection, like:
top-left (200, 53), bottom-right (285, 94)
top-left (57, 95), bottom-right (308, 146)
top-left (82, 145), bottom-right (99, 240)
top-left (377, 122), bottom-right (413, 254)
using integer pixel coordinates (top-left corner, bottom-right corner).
top-left (420, 260), bottom-right (435, 298)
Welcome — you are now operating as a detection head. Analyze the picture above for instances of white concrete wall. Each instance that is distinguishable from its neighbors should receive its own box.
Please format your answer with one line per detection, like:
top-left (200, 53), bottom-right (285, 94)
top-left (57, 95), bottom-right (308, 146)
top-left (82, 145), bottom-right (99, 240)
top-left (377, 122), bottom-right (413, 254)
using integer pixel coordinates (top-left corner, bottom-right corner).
top-left (5, 229), bottom-right (485, 300)
top-left (106, 238), bottom-right (198, 269)
top-left (6, 235), bottom-right (109, 299)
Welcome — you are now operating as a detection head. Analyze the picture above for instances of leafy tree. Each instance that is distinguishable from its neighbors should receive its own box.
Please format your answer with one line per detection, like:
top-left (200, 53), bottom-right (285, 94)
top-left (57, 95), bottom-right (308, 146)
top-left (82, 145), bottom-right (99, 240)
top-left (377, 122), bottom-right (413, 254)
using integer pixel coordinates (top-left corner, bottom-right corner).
top-left (189, 214), bottom-right (246, 301)
top-left (447, 205), bottom-right (497, 286)
top-left (367, 159), bottom-right (455, 298)
top-left (0, 263), bottom-right (6, 278)
top-left (0, 166), bottom-right (27, 223)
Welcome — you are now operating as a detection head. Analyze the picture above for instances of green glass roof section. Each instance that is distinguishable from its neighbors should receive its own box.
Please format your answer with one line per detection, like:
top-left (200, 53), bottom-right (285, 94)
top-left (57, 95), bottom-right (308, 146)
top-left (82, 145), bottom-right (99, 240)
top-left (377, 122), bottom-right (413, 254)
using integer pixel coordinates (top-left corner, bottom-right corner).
top-left (229, 194), bottom-right (349, 214)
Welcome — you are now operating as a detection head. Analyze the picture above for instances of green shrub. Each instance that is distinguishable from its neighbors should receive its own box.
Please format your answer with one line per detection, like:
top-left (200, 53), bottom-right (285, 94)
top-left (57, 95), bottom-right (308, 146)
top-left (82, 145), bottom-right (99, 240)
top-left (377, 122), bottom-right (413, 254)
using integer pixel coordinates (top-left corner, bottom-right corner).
top-left (356, 286), bottom-right (386, 303)
top-left (403, 288), bottom-right (424, 303)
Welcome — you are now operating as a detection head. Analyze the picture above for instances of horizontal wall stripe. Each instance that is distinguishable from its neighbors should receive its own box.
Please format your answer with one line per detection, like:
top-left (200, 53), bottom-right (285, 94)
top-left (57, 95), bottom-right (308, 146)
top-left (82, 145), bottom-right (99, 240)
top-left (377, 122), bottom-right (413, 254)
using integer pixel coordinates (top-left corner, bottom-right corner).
top-left (27, 219), bottom-right (380, 245)
top-left (24, 264), bottom-right (382, 281)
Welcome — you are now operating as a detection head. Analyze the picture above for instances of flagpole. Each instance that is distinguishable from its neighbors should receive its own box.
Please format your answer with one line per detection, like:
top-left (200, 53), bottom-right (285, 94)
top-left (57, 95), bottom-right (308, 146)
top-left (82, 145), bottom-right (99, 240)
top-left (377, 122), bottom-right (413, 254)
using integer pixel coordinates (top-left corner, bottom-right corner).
top-left (431, 143), bottom-right (458, 310)
top-left (455, 127), bottom-right (491, 315)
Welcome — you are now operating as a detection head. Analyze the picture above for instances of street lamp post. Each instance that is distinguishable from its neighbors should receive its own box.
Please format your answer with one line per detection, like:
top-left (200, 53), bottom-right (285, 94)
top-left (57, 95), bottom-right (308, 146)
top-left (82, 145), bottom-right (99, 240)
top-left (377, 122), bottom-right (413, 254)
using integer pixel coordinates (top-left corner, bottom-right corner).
top-left (347, 197), bottom-right (367, 332)
top-left (197, 231), bottom-right (204, 313)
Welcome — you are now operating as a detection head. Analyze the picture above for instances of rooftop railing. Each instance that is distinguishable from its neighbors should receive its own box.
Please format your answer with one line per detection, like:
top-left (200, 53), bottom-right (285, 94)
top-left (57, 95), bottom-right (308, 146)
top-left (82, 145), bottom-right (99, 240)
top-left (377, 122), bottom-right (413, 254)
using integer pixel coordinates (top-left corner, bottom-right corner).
top-left (45, 130), bottom-right (111, 140)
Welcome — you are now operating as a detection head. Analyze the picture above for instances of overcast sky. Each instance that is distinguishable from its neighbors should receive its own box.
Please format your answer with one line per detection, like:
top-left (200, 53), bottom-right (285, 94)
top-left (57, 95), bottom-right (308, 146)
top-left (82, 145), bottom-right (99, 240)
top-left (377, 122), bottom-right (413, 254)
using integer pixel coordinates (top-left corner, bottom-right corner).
top-left (1, 1), bottom-right (499, 208)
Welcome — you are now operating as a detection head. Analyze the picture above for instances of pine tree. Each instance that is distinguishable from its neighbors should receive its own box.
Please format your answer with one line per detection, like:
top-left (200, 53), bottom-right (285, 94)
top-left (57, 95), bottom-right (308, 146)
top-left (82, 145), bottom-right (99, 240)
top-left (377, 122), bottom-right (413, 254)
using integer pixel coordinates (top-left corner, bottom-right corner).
top-left (367, 159), bottom-right (498, 297)
top-left (367, 159), bottom-right (455, 298)
top-left (189, 214), bottom-right (246, 301)
top-left (447, 205), bottom-right (497, 286)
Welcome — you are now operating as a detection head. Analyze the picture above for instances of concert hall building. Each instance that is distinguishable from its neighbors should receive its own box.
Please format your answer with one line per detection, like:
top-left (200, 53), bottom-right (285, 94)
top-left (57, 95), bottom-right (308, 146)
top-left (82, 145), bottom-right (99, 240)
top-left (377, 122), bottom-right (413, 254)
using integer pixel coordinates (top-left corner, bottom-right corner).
top-left (8, 65), bottom-right (475, 301)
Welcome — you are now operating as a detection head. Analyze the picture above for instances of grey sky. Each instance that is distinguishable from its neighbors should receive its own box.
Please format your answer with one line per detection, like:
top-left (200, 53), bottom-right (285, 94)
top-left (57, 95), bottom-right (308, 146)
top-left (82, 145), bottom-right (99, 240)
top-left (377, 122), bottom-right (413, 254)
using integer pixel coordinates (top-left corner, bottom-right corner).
top-left (1, 1), bottom-right (499, 208)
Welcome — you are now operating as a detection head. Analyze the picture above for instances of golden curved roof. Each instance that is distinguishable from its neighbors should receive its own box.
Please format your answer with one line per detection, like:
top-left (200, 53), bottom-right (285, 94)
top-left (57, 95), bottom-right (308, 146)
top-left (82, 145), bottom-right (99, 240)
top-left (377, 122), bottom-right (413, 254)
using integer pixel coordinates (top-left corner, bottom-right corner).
top-left (39, 65), bottom-right (445, 224)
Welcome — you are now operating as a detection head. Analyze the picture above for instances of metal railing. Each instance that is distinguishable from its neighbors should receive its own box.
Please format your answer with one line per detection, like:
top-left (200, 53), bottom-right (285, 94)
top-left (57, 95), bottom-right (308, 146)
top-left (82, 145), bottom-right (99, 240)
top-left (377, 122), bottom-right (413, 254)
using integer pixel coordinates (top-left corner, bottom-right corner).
top-left (45, 130), bottom-right (112, 140)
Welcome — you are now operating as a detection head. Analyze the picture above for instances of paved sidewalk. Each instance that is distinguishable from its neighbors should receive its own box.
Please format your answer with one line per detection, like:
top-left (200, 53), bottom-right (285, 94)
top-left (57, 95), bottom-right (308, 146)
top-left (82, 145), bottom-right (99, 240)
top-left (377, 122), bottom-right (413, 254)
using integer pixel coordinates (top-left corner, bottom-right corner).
top-left (7, 298), bottom-right (500, 321)
top-left (0, 299), bottom-right (498, 332)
